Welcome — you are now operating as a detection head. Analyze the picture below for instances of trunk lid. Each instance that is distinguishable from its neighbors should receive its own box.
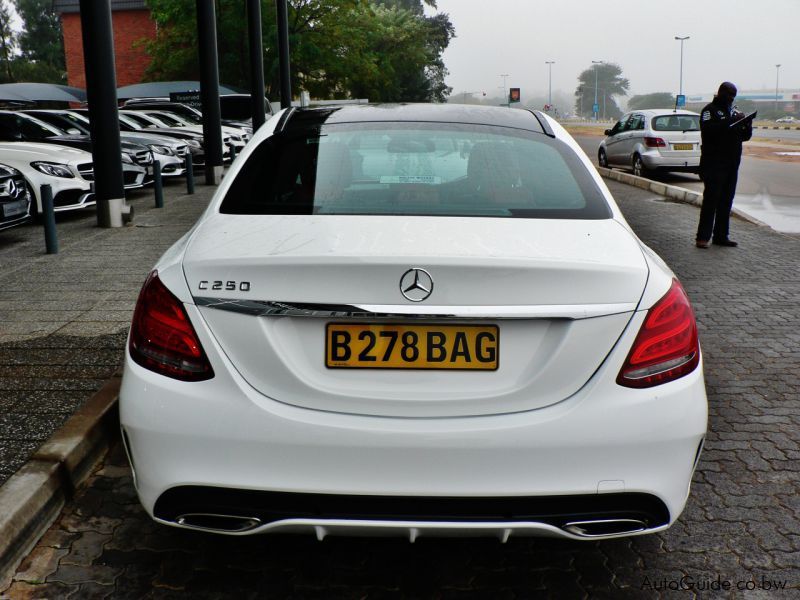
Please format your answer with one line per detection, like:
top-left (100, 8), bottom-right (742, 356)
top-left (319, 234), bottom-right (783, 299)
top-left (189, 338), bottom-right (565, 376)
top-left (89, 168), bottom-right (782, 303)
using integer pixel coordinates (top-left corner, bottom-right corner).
top-left (183, 214), bottom-right (648, 417)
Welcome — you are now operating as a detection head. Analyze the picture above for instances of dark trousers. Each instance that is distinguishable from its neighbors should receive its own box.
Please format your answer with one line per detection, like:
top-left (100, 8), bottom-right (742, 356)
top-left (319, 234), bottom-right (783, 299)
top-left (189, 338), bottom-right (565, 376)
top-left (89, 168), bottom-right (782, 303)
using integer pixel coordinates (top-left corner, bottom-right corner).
top-left (696, 163), bottom-right (739, 242)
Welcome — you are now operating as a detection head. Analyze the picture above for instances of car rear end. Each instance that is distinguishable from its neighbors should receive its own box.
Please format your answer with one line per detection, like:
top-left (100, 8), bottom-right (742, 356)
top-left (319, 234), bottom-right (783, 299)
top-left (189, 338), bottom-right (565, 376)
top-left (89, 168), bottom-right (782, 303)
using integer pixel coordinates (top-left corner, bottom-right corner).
top-left (640, 111), bottom-right (701, 173)
top-left (120, 106), bottom-right (707, 541)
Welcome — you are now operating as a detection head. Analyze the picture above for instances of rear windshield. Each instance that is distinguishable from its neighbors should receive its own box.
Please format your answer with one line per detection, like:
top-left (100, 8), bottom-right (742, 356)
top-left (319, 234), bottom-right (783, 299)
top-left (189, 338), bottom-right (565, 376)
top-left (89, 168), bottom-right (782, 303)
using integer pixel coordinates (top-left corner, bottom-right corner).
top-left (220, 122), bottom-right (611, 219)
top-left (651, 115), bottom-right (700, 131)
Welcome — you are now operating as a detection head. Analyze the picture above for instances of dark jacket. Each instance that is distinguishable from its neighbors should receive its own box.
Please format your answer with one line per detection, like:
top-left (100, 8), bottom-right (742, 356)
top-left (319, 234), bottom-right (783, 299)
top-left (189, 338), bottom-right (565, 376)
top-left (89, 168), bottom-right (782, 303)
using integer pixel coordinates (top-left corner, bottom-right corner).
top-left (699, 97), bottom-right (753, 170)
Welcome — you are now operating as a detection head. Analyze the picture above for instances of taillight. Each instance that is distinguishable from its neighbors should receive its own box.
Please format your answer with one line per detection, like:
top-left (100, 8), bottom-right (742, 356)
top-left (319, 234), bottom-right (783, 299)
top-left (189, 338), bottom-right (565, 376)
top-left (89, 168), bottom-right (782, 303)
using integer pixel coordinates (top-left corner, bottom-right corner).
top-left (129, 270), bottom-right (214, 381)
top-left (644, 136), bottom-right (666, 148)
top-left (617, 279), bottom-right (699, 388)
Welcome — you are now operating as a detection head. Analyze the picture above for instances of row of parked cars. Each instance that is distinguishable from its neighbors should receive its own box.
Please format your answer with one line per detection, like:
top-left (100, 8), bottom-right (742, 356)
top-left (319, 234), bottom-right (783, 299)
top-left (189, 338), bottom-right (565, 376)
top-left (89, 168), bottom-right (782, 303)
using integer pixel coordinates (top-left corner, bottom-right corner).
top-left (0, 98), bottom-right (264, 232)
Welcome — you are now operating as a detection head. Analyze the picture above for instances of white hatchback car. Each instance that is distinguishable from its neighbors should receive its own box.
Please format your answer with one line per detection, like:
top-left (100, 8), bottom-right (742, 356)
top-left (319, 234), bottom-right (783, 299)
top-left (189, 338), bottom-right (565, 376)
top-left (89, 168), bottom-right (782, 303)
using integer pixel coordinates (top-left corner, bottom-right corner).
top-left (598, 109), bottom-right (701, 177)
top-left (121, 104), bottom-right (707, 541)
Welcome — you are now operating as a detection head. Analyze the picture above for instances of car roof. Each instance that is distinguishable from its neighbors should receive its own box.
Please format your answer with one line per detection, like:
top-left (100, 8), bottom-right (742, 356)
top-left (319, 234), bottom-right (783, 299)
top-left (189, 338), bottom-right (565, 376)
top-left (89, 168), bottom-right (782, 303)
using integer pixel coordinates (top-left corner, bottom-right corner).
top-left (284, 104), bottom-right (548, 134)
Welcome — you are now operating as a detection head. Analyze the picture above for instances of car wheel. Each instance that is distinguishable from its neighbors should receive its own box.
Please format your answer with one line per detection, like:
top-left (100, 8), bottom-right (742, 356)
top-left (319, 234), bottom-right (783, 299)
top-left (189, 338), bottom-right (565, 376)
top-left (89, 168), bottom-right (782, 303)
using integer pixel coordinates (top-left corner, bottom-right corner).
top-left (632, 154), bottom-right (647, 178)
top-left (598, 148), bottom-right (609, 168)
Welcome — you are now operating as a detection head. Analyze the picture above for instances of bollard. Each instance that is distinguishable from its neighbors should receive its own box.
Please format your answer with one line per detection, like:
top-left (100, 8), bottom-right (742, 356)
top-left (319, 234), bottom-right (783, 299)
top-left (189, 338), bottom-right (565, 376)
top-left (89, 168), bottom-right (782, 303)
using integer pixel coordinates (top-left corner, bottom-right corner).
top-left (230, 144), bottom-right (237, 161)
top-left (41, 184), bottom-right (58, 254)
top-left (185, 153), bottom-right (195, 195)
top-left (153, 161), bottom-right (164, 208)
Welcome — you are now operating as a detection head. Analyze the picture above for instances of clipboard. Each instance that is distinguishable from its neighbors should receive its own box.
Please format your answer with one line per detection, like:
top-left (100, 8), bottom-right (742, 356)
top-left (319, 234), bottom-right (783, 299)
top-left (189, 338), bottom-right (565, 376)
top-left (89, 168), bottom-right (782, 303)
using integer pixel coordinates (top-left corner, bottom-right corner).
top-left (729, 111), bottom-right (757, 128)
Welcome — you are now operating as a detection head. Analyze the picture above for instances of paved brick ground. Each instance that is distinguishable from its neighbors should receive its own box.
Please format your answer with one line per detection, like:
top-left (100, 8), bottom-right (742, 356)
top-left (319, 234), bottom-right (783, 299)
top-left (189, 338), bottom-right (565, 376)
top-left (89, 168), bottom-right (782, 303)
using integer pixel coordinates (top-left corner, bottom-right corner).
top-left (2, 181), bottom-right (799, 598)
top-left (0, 181), bottom-right (214, 486)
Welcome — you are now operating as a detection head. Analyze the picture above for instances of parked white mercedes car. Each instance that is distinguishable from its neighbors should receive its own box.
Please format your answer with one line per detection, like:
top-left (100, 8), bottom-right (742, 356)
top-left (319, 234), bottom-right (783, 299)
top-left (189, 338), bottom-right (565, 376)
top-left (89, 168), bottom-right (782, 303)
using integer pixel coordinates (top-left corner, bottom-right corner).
top-left (598, 109), bottom-right (701, 177)
top-left (121, 104), bottom-right (707, 541)
top-left (0, 142), bottom-right (95, 215)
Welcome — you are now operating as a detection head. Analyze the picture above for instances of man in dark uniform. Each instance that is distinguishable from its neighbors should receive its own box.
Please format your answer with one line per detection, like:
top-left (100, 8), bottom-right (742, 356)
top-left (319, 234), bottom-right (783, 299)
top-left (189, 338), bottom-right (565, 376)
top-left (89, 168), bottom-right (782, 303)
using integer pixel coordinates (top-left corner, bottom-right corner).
top-left (695, 81), bottom-right (753, 248)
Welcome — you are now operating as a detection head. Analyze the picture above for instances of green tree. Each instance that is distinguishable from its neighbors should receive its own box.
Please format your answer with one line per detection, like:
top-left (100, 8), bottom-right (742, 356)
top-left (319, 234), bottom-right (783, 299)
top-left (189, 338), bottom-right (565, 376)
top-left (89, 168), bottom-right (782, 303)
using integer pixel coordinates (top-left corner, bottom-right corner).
top-left (0, 2), bottom-right (16, 82)
top-left (628, 92), bottom-right (676, 110)
top-left (144, 0), bottom-right (453, 103)
top-left (13, 0), bottom-right (65, 73)
top-left (574, 62), bottom-right (629, 119)
top-left (375, 0), bottom-right (436, 15)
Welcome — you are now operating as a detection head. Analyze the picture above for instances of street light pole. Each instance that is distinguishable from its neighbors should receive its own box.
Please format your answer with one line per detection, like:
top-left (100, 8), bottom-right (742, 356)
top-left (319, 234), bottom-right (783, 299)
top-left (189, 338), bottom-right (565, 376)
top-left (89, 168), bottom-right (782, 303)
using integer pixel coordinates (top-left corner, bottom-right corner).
top-left (545, 61), bottom-right (555, 107)
top-left (775, 64), bottom-right (781, 116)
top-left (675, 36), bottom-right (689, 97)
top-left (592, 61), bottom-right (603, 121)
top-left (500, 73), bottom-right (509, 106)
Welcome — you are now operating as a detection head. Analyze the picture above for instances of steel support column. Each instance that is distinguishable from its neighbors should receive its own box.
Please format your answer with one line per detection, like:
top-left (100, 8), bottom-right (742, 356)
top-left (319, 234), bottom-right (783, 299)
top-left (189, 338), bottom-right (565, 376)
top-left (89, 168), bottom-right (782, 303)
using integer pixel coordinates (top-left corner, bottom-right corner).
top-left (196, 0), bottom-right (224, 184)
top-left (276, 0), bottom-right (292, 109)
top-left (247, 0), bottom-right (267, 131)
top-left (78, 0), bottom-right (127, 228)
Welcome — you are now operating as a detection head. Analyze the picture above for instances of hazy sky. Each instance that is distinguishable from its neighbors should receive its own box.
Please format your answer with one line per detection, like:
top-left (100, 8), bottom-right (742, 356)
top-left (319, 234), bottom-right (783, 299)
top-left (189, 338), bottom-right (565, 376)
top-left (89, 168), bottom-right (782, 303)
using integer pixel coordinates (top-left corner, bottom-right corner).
top-left (429, 0), bottom-right (798, 101)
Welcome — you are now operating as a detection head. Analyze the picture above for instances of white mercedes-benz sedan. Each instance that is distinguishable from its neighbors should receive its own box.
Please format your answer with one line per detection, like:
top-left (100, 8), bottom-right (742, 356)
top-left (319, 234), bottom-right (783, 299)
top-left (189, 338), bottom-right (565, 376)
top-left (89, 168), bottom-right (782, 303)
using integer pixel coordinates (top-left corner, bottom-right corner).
top-left (120, 104), bottom-right (707, 541)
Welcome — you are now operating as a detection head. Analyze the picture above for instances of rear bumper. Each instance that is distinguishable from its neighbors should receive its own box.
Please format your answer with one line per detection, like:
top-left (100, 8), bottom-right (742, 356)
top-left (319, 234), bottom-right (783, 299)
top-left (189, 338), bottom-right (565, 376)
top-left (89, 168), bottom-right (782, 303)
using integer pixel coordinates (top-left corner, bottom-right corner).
top-left (120, 304), bottom-right (708, 539)
top-left (641, 150), bottom-right (700, 171)
top-left (149, 487), bottom-right (671, 540)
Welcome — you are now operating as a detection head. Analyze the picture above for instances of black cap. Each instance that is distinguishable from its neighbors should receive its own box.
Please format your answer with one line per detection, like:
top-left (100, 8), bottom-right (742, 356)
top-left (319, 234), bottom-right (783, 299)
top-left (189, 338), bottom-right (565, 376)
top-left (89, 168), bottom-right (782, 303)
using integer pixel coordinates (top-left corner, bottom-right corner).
top-left (718, 82), bottom-right (737, 97)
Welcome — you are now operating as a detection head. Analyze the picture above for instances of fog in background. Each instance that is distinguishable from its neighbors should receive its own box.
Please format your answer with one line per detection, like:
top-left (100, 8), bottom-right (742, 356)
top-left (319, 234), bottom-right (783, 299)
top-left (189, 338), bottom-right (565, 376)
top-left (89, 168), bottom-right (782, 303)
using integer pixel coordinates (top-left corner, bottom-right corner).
top-left (430, 0), bottom-right (798, 110)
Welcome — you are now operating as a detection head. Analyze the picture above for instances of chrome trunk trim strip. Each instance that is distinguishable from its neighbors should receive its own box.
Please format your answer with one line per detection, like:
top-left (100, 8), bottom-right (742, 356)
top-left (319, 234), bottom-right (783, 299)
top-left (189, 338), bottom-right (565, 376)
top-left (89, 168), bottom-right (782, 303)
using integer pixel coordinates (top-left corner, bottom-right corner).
top-left (193, 297), bottom-right (637, 320)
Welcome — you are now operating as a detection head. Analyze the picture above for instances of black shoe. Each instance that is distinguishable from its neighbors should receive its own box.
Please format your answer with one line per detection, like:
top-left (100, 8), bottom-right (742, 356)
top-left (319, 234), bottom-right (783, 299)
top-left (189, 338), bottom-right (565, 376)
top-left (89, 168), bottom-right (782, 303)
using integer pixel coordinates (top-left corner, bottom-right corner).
top-left (695, 239), bottom-right (711, 249)
top-left (713, 238), bottom-right (738, 247)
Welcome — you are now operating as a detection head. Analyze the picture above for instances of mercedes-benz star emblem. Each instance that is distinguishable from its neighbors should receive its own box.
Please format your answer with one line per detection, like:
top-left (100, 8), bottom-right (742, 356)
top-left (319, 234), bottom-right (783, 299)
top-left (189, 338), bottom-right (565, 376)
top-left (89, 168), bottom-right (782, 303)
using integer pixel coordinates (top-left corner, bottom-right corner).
top-left (400, 268), bottom-right (434, 302)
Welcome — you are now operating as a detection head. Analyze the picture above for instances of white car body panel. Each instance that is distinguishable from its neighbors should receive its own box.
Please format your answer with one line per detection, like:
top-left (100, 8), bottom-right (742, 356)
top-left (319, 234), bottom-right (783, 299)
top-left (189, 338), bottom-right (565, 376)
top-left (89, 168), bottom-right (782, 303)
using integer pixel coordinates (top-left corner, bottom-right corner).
top-left (0, 142), bottom-right (94, 212)
top-left (183, 216), bottom-right (647, 417)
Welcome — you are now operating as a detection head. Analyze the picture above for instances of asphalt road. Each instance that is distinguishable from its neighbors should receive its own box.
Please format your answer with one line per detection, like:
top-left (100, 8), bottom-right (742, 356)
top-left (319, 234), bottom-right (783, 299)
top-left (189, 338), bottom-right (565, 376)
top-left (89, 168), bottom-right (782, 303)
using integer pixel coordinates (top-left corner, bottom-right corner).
top-left (574, 135), bottom-right (800, 233)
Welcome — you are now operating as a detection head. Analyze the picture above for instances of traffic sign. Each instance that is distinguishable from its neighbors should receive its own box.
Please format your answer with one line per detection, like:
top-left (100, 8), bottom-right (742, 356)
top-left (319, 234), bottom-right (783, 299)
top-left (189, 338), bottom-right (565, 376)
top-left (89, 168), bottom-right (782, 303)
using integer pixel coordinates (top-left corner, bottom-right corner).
top-left (509, 88), bottom-right (521, 103)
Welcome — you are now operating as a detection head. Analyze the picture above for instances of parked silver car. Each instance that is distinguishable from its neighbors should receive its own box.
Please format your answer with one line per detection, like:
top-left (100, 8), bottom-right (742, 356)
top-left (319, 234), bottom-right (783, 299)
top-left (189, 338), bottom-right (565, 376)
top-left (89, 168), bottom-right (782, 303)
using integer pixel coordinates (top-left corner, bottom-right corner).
top-left (598, 109), bottom-right (701, 177)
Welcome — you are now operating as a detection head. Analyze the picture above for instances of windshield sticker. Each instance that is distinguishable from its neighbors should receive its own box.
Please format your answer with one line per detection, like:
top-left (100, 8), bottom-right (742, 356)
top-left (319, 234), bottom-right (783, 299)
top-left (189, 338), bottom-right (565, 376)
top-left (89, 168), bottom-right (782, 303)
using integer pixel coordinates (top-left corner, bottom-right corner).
top-left (379, 176), bottom-right (442, 185)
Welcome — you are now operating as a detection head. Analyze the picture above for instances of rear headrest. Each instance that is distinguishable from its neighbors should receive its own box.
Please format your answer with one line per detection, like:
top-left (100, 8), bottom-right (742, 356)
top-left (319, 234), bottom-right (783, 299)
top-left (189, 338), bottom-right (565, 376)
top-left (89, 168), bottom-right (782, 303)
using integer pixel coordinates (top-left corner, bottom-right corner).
top-left (315, 141), bottom-right (352, 192)
top-left (467, 142), bottom-right (520, 192)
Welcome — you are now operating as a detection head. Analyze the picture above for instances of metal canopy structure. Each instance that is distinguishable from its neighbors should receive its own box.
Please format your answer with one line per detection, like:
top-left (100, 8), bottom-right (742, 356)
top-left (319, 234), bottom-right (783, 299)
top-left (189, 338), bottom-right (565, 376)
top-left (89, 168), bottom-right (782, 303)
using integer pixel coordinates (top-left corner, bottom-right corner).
top-left (117, 80), bottom-right (245, 100)
top-left (0, 83), bottom-right (86, 103)
top-left (79, 0), bottom-right (128, 228)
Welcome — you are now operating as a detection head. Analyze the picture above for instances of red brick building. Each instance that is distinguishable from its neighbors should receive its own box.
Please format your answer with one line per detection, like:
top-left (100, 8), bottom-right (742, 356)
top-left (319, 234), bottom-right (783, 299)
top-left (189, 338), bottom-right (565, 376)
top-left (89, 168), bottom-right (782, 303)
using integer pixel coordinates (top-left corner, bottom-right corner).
top-left (53, 0), bottom-right (157, 89)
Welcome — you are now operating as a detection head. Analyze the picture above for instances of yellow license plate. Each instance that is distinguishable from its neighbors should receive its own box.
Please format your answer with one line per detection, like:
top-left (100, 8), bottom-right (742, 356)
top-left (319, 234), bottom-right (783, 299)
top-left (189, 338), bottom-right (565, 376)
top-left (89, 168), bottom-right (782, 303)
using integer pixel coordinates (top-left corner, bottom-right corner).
top-left (673, 143), bottom-right (693, 150)
top-left (326, 323), bottom-right (499, 370)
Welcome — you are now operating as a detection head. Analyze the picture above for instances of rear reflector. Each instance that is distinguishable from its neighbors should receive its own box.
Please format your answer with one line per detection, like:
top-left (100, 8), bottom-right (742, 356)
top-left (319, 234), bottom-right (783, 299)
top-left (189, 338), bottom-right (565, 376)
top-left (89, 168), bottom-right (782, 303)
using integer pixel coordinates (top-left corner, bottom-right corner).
top-left (617, 279), bottom-right (699, 388)
top-left (644, 137), bottom-right (667, 148)
top-left (129, 270), bottom-right (214, 381)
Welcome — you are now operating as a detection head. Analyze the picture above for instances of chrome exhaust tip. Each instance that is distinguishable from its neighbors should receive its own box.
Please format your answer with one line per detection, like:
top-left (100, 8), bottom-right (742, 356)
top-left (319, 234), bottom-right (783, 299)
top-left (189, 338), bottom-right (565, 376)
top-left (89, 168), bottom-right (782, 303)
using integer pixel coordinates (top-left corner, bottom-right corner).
top-left (175, 513), bottom-right (262, 533)
top-left (562, 518), bottom-right (648, 538)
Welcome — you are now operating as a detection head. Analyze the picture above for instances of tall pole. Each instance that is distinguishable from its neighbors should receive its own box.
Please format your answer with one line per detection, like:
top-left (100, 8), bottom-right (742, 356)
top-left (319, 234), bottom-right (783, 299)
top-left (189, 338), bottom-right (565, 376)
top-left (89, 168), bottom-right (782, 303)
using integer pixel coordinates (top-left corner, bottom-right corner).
top-left (675, 36), bottom-right (689, 97)
top-left (601, 88), bottom-right (606, 120)
top-left (500, 73), bottom-right (509, 106)
top-left (79, 0), bottom-right (126, 228)
top-left (247, 0), bottom-right (266, 131)
top-left (276, 0), bottom-right (292, 109)
top-left (545, 61), bottom-right (555, 107)
top-left (775, 64), bottom-right (781, 116)
top-left (592, 61), bottom-right (602, 121)
top-left (196, 0), bottom-right (224, 185)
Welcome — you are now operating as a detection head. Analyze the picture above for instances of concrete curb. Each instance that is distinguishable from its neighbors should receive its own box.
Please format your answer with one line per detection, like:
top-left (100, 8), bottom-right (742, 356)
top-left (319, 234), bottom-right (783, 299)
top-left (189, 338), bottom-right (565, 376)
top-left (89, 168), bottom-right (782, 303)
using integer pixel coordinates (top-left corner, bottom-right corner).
top-left (597, 167), bottom-right (770, 228)
top-left (0, 373), bottom-right (121, 586)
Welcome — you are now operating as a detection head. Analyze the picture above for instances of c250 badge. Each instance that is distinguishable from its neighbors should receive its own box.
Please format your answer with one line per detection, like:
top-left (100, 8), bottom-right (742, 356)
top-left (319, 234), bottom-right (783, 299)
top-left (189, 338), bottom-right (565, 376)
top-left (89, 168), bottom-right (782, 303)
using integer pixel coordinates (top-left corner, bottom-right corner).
top-left (198, 280), bottom-right (251, 292)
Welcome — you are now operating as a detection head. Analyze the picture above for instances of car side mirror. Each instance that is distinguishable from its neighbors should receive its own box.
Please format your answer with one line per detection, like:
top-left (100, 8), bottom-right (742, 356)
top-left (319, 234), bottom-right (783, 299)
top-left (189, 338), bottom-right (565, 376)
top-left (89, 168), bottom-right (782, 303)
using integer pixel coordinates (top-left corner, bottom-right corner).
top-left (604, 129), bottom-right (612, 136)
